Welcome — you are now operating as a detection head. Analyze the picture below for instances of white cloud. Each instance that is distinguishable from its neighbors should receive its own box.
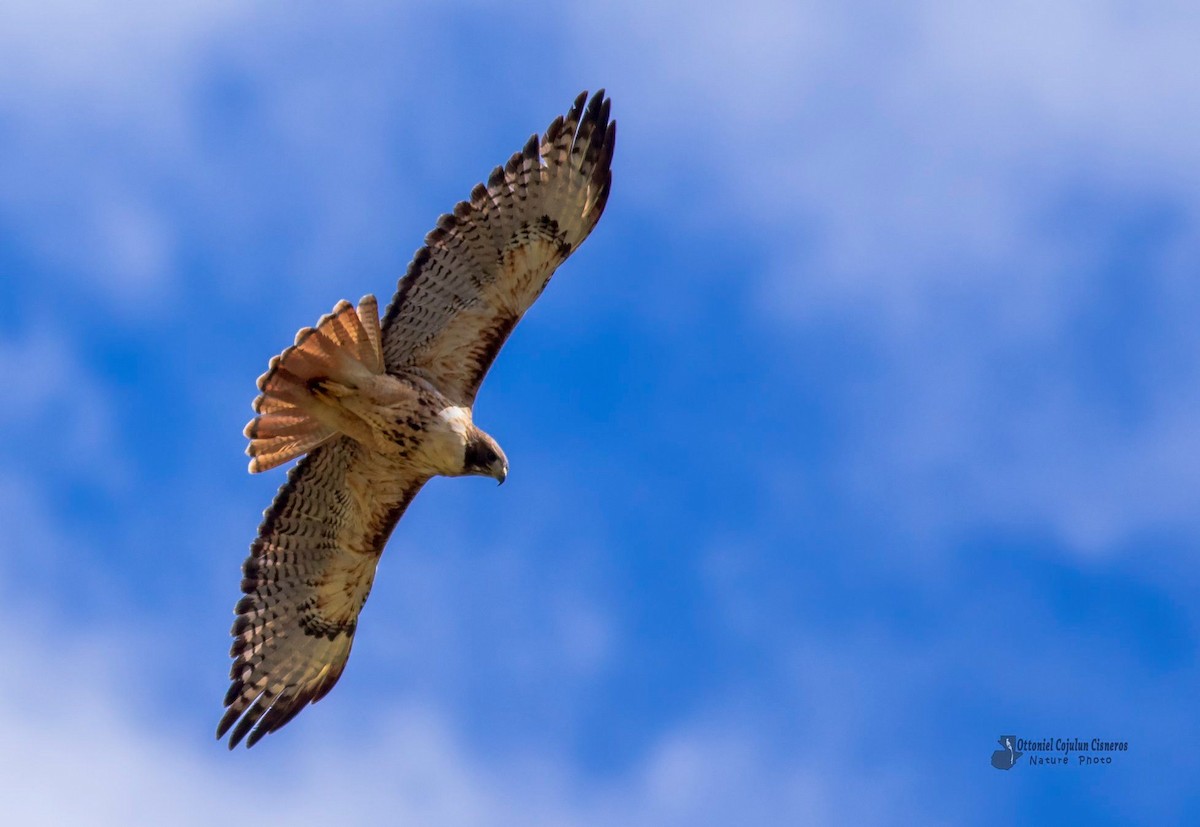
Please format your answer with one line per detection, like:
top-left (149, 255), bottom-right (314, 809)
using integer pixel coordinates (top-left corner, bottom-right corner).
top-left (571, 0), bottom-right (1200, 304)
top-left (562, 1), bottom-right (1200, 552)
top-left (2, 5), bottom-right (1192, 822)
top-left (0, 0), bottom-right (247, 101)
top-left (843, 353), bottom-right (1200, 552)
top-left (0, 0), bottom-right (254, 306)
top-left (0, 593), bottom-right (906, 827)
top-left (0, 327), bottom-right (126, 486)
top-left (0, 0), bottom-right (433, 314)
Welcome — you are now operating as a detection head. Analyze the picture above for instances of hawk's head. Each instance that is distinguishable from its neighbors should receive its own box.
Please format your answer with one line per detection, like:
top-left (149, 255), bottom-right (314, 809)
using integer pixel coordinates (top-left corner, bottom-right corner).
top-left (464, 429), bottom-right (508, 485)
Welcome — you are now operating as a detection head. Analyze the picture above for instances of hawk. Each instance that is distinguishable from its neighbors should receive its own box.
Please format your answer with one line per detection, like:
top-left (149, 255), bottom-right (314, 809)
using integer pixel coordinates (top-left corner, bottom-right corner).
top-left (218, 91), bottom-right (615, 748)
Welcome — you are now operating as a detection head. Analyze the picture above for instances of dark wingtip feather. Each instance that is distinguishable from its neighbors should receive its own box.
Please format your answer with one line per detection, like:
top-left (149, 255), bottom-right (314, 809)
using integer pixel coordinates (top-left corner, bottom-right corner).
top-left (584, 89), bottom-right (605, 124)
top-left (216, 704), bottom-right (240, 742)
top-left (597, 121), bottom-right (616, 188)
top-left (229, 700), bottom-right (264, 748)
top-left (245, 725), bottom-right (268, 748)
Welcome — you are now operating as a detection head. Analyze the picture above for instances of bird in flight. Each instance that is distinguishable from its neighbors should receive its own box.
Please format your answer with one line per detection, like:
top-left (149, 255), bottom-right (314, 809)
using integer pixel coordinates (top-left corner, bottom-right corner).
top-left (218, 91), bottom-right (615, 748)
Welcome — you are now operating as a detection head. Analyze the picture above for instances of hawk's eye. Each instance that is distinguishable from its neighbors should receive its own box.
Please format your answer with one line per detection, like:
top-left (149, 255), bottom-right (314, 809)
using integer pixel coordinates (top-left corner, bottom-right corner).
top-left (464, 439), bottom-right (495, 470)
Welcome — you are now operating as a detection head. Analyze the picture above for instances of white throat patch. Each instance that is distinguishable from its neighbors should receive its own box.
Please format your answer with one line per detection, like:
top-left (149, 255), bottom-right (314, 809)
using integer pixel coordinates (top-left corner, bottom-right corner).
top-left (436, 405), bottom-right (472, 437)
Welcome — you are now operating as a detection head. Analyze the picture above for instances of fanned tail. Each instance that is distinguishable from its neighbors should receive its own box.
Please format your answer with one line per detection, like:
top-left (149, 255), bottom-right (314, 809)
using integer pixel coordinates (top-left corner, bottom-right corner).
top-left (245, 295), bottom-right (384, 472)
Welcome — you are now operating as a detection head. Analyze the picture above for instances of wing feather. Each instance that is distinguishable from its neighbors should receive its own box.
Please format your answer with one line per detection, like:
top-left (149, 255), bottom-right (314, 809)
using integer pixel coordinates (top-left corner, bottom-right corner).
top-left (218, 438), bottom-right (427, 748)
top-left (220, 91), bottom-right (616, 747)
top-left (380, 90), bottom-right (616, 404)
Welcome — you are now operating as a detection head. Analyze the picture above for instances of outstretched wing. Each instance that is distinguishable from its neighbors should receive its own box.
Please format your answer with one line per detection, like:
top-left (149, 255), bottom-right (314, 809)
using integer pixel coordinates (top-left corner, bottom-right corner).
top-left (218, 439), bottom-right (428, 748)
top-left (221, 91), bottom-right (615, 747)
top-left (380, 89), bottom-right (616, 405)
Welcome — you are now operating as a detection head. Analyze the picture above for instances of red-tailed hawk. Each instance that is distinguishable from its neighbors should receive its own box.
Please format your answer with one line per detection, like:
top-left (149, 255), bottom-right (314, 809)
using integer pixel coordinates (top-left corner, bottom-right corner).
top-left (218, 91), bottom-right (615, 748)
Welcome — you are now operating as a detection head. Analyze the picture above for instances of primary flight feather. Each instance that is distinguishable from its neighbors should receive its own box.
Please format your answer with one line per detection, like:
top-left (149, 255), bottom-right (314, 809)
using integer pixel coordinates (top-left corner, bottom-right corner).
top-left (218, 91), bottom-right (615, 748)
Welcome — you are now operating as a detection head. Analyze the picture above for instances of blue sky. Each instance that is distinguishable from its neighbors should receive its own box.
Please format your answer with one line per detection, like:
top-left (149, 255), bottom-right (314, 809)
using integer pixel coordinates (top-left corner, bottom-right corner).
top-left (2, 1), bottom-right (1198, 823)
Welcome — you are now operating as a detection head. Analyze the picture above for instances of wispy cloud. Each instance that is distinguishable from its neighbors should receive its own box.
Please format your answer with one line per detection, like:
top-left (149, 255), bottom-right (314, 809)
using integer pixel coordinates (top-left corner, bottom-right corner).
top-left (0, 326), bottom-right (125, 484)
top-left (556, 1), bottom-right (1200, 551)
top-left (0, 0), bottom-right (253, 308)
top-left (1, 2), bottom-right (1196, 822)
top-left (0, 571), bottom-right (905, 827)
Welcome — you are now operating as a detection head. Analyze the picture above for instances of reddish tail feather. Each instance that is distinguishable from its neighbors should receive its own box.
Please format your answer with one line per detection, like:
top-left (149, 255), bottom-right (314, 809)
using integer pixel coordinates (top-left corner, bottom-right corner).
top-left (244, 295), bottom-right (383, 472)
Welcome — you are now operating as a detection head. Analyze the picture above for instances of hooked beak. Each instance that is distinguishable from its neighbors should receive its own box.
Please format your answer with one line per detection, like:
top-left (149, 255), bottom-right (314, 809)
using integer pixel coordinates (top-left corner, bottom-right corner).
top-left (493, 461), bottom-right (508, 486)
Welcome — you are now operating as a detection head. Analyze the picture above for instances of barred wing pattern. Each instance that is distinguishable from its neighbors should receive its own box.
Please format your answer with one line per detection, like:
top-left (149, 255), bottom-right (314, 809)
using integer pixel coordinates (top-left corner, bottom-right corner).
top-left (219, 440), bottom-right (428, 747)
top-left (220, 90), bottom-right (615, 748)
top-left (381, 90), bottom-right (615, 404)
